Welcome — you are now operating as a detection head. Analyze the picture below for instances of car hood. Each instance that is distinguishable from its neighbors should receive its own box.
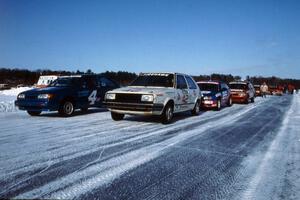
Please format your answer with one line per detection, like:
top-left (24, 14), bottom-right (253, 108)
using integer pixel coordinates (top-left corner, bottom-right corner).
top-left (22, 87), bottom-right (69, 95)
top-left (108, 86), bottom-right (173, 94)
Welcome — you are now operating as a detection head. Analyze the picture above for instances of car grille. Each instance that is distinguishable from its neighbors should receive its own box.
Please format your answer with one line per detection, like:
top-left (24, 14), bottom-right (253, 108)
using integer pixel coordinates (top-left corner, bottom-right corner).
top-left (25, 95), bottom-right (37, 100)
top-left (115, 93), bottom-right (142, 103)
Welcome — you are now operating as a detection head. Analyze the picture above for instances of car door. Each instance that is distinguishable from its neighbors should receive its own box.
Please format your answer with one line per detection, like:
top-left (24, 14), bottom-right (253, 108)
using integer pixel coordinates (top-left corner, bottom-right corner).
top-left (78, 76), bottom-right (98, 108)
top-left (220, 83), bottom-right (229, 105)
top-left (175, 75), bottom-right (189, 112)
top-left (185, 75), bottom-right (198, 109)
top-left (75, 77), bottom-right (92, 108)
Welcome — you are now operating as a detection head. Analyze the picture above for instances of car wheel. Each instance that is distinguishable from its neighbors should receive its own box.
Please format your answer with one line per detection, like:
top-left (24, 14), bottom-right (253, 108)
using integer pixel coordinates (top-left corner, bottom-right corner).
top-left (215, 99), bottom-right (221, 111)
top-left (27, 111), bottom-right (41, 116)
top-left (191, 100), bottom-right (200, 115)
top-left (111, 112), bottom-right (124, 121)
top-left (59, 101), bottom-right (74, 117)
top-left (227, 97), bottom-right (233, 107)
top-left (161, 104), bottom-right (174, 124)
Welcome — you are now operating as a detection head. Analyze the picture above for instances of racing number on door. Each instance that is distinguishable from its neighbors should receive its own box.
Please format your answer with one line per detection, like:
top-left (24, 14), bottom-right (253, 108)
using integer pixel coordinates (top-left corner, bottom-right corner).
top-left (88, 90), bottom-right (97, 105)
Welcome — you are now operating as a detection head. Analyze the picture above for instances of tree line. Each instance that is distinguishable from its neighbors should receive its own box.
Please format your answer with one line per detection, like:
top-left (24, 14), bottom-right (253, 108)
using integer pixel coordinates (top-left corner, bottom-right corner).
top-left (0, 68), bottom-right (299, 89)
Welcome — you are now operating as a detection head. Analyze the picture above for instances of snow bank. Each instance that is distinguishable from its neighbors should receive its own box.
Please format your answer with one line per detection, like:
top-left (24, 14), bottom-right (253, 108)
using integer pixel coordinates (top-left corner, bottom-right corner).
top-left (0, 87), bottom-right (31, 96)
top-left (0, 87), bottom-right (32, 112)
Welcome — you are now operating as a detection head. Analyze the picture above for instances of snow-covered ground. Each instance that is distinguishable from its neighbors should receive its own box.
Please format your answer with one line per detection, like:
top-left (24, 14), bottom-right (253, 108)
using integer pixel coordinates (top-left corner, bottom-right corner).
top-left (0, 87), bottom-right (31, 112)
top-left (0, 93), bottom-right (299, 199)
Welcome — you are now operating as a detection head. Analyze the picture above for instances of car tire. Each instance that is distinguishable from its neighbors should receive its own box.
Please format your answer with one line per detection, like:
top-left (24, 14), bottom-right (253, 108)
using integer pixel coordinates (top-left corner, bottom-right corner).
top-left (215, 99), bottom-right (221, 111)
top-left (59, 101), bottom-right (75, 117)
top-left (111, 112), bottom-right (124, 121)
top-left (161, 104), bottom-right (174, 124)
top-left (191, 100), bottom-right (200, 115)
top-left (27, 111), bottom-right (41, 116)
top-left (227, 97), bottom-right (233, 107)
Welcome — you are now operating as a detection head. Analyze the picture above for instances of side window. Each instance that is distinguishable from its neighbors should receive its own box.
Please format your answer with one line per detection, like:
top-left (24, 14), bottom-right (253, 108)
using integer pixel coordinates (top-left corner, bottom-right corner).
top-left (176, 75), bottom-right (188, 89)
top-left (185, 76), bottom-right (197, 89)
top-left (98, 77), bottom-right (116, 88)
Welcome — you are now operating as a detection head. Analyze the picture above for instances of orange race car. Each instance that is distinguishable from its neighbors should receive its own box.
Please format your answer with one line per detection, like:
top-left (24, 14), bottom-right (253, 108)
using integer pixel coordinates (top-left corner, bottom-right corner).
top-left (229, 81), bottom-right (256, 104)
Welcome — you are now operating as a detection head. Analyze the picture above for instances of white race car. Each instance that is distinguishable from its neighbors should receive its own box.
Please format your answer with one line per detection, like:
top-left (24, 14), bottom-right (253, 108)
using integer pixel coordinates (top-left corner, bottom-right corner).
top-left (105, 72), bottom-right (202, 124)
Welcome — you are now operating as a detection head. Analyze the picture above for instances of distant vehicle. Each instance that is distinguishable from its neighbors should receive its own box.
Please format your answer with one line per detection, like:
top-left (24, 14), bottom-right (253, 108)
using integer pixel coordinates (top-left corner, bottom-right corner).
top-left (0, 84), bottom-right (10, 90)
top-left (254, 85), bottom-right (262, 96)
top-left (288, 84), bottom-right (295, 94)
top-left (229, 81), bottom-right (255, 104)
top-left (271, 85), bottom-right (284, 96)
top-left (272, 88), bottom-right (283, 96)
top-left (15, 74), bottom-right (119, 116)
top-left (17, 84), bottom-right (26, 88)
top-left (197, 81), bottom-right (232, 110)
top-left (36, 75), bottom-right (59, 88)
top-left (105, 72), bottom-right (202, 124)
top-left (268, 85), bottom-right (277, 95)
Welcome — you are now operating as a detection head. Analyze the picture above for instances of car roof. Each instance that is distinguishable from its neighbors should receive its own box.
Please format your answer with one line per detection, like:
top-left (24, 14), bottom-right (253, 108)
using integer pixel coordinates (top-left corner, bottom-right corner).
top-left (139, 72), bottom-right (193, 77)
top-left (59, 74), bottom-right (103, 78)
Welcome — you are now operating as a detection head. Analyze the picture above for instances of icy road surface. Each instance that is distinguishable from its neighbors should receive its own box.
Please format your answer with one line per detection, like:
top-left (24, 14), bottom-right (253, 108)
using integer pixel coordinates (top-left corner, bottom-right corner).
top-left (0, 94), bottom-right (299, 200)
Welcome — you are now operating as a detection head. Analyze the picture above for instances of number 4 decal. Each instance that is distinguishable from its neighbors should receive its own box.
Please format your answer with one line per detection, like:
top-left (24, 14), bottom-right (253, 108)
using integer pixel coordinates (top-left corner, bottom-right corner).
top-left (88, 90), bottom-right (97, 105)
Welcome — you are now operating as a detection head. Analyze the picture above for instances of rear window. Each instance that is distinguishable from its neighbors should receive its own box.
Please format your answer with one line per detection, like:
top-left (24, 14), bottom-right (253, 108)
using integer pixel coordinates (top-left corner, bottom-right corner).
top-left (229, 83), bottom-right (247, 90)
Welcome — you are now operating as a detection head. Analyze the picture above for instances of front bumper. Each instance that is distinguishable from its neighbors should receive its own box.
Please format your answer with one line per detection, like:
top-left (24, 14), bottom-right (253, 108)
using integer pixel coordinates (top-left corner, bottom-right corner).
top-left (15, 99), bottom-right (58, 112)
top-left (201, 100), bottom-right (217, 108)
top-left (104, 101), bottom-right (164, 115)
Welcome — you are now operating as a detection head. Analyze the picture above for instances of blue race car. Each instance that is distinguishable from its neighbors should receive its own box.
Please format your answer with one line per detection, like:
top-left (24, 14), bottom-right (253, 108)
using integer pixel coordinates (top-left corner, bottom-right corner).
top-left (197, 81), bottom-right (232, 110)
top-left (15, 74), bottom-right (119, 116)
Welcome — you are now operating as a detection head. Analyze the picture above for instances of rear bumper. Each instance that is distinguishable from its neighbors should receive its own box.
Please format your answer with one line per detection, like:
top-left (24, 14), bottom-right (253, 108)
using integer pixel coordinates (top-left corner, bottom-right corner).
top-left (104, 101), bottom-right (164, 115)
top-left (15, 99), bottom-right (58, 112)
top-left (231, 96), bottom-right (247, 103)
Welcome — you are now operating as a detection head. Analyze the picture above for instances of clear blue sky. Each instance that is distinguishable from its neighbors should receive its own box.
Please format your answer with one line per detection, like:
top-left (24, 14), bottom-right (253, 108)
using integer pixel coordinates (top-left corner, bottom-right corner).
top-left (1, 0), bottom-right (300, 79)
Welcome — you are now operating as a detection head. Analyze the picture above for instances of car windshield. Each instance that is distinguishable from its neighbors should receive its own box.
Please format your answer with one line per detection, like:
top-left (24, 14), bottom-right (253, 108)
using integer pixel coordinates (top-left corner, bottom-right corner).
top-left (49, 77), bottom-right (78, 87)
top-left (130, 74), bottom-right (174, 87)
top-left (229, 83), bottom-right (247, 90)
top-left (198, 83), bottom-right (219, 92)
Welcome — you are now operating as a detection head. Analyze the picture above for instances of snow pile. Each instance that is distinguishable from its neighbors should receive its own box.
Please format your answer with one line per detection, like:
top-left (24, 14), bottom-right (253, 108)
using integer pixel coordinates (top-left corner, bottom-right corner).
top-left (0, 87), bottom-right (31, 96)
top-left (0, 87), bottom-right (32, 112)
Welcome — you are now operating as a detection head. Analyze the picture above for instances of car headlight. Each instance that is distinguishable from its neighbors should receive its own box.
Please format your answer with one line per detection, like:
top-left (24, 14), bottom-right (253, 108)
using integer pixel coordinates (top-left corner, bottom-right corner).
top-left (18, 93), bottom-right (25, 99)
top-left (141, 94), bottom-right (154, 102)
top-left (38, 94), bottom-right (53, 99)
top-left (106, 93), bottom-right (116, 100)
